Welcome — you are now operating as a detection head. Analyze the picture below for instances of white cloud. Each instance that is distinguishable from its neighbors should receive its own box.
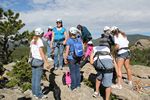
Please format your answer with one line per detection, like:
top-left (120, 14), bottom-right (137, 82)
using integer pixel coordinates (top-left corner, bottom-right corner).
top-left (20, 0), bottom-right (150, 38)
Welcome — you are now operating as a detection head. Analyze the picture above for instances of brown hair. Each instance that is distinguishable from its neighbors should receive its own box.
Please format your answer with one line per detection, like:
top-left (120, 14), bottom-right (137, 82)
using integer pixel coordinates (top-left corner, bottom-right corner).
top-left (113, 29), bottom-right (126, 38)
top-left (56, 22), bottom-right (63, 28)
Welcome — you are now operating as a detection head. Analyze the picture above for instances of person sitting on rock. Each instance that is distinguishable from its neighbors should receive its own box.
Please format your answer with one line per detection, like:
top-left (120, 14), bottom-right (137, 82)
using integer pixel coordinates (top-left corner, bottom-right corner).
top-left (90, 26), bottom-right (116, 100)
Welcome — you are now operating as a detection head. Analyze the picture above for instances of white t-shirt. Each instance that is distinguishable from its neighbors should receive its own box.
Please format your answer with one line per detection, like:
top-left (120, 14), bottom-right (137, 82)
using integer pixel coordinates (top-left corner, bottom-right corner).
top-left (93, 46), bottom-right (112, 61)
top-left (30, 38), bottom-right (44, 60)
top-left (114, 34), bottom-right (130, 54)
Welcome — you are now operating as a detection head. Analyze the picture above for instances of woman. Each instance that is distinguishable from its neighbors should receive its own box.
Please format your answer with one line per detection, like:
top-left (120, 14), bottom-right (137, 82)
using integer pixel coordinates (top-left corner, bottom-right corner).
top-left (51, 19), bottom-right (68, 70)
top-left (111, 26), bottom-right (132, 89)
top-left (43, 26), bottom-right (53, 61)
top-left (30, 28), bottom-right (50, 99)
top-left (64, 27), bottom-right (82, 91)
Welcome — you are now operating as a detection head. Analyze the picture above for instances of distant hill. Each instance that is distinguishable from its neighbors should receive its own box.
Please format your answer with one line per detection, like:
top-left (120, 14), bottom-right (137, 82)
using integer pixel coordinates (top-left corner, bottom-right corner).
top-left (127, 34), bottom-right (150, 45)
top-left (93, 34), bottom-right (150, 46)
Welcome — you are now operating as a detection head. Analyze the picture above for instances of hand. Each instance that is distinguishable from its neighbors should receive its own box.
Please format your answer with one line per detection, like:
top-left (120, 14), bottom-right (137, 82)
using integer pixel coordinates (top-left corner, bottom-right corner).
top-left (28, 58), bottom-right (32, 64)
top-left (50, 43), bottom-right (53, 49)
top-left (64, 59), bottom-right (68, 64)
top-left (44, 61), bottom-right (50, 70)
top-left (63, 41), bottom-right (66, 45)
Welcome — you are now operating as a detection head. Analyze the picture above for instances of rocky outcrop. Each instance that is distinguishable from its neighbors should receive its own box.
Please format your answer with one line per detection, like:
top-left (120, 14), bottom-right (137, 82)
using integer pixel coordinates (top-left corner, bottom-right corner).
top-left (131, 39), bottom-right (150, 50)
top-left (0, 62), bottom-right (150, 100)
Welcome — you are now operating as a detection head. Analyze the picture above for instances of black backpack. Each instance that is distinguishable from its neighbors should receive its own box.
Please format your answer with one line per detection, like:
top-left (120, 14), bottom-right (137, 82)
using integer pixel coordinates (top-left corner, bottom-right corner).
top-left (99, 34), bottom-right (115, 49)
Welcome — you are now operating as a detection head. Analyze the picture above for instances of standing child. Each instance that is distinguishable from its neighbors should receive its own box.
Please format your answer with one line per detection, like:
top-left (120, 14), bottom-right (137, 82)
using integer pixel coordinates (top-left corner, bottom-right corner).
top-left (43, 26), bottom-right (53, 61)
top-left (64, 27), bottom-right (83, 91)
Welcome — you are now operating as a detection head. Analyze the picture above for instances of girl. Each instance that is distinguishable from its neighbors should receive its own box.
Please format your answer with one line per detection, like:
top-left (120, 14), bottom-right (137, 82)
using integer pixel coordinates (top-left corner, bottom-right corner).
top-left (64, 27), bottom-right (82, 91)
top-left (30, 28), bottom-right (50, 99)
top-left (111, 26), bottom-right (132, 89)
top-left (80, 40), bottom-right (93, 68)
top-left (43, 26), bottom-right (53, 61)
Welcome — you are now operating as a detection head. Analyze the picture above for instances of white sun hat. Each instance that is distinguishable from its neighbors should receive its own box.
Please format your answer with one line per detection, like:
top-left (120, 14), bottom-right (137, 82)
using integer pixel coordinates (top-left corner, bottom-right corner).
top-left (104, 26), bottom-right (110, 31)
top-left (69, 27), bottom-right (80, 35)
top-left (56, 18), bottom-right (62, 22)
top-left (34, 27), bottom-right (44, 36)
top-left (87, 40), bottom-right (93, 44)
top-left (48, 26), bottom-right (53, 29)
top-left (111, 26), bottom-right (118, 31)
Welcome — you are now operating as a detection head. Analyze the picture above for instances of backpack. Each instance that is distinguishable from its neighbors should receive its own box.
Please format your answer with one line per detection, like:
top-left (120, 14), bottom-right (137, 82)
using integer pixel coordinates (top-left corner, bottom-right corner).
top-left (72, 38), bottom-right (84, 62)
top-left (62, 71), bottom-right (71, 85)
top-left (93, 51), bottom-right (106, 70)
top-left (93, 51), bottom-right (114, 73)
top-left (99, 34), bottom-right (114, 49)
top-left (65, 71), bottom-right (71, 86)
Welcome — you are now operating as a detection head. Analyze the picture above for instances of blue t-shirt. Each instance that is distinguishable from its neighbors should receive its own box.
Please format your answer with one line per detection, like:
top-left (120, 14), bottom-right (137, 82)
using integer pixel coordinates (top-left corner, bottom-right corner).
top-left (66, 37), bottom-right (82, 60)
top-left (53, 27), bottom-right (66, 41)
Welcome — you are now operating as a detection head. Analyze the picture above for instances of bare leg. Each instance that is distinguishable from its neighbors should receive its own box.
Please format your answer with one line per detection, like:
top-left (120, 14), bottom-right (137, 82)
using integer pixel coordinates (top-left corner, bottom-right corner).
top-left (95, 78), bottom-right (101, 93)
top-left (117, 59), bottom-right (124, 85)
top-left (105, 87), bottom-right (111, 100)
top-left (124, 59), bottom-right (132, 81)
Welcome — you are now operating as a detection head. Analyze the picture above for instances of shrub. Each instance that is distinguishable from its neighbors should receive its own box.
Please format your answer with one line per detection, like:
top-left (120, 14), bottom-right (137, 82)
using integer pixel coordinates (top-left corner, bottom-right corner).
top-left (131, 48), bottom-right (150, 66)
top-left (6, 56), bottom-right (32, 92)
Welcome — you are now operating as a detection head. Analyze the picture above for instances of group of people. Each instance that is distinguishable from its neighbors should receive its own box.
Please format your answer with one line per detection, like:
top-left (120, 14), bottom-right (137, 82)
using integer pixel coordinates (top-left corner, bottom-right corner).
top-left (29, 18), bottom-right (132, 100)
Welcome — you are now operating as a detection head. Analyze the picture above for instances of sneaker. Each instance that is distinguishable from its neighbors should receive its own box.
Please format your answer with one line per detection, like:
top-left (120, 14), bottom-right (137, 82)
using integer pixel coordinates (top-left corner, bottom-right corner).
top-left (54, 67), bottom-right (58, 70)
top-left (35, 95), bottom-right (48, 100)
top-left (92, 92), bottom-right (99, 98)
top-left (48, 57), bottom-right (53, 61)
top-left (111, 84), bottom-right (122, 89)
top-left (128, 81), bottom-right (133, 86)
top-left (59, 66), bottom-right (63, 70)
top-left (124, 79), bottom-right (133, 86)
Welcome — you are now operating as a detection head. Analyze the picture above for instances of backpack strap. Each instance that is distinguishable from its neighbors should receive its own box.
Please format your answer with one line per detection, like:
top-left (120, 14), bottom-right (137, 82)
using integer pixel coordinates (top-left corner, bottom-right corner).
top-left (94, 52), bottom-right (106, 70)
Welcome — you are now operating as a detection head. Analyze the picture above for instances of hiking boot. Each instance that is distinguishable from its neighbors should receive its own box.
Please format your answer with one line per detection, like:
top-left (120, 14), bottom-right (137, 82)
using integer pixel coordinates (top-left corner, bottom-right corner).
top-left (92, 92), bottom-right (99, 98)
top-left (111, 84), bottom-right (122, 89)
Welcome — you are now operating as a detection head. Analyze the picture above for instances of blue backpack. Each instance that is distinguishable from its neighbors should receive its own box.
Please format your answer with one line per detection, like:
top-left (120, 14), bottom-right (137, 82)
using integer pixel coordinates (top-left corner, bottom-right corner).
top-left (72, 38), bottom-right (84, 62)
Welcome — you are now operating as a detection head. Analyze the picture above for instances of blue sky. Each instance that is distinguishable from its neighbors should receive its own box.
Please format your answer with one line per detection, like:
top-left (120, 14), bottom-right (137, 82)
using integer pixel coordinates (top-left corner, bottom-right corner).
top-left (0, 0), bottom-right (150, 38)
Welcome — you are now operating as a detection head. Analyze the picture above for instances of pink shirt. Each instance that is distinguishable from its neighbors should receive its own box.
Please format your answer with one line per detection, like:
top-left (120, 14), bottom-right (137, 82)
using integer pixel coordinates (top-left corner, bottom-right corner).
top-left (85, 45), bottom-right (93, 58)
top-left (43, 31), bottom-right (52, 41)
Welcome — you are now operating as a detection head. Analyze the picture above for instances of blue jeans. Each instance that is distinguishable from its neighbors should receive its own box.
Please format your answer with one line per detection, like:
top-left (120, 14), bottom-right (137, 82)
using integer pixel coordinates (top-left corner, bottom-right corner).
top-left (53, 42), bottom-right (64, 68)
top-left (68, 60), bottom-right (81, 90)
top-left (32, 67), bottom-right (43, 97)
top-left (46, 40), bottom-right (51, 58)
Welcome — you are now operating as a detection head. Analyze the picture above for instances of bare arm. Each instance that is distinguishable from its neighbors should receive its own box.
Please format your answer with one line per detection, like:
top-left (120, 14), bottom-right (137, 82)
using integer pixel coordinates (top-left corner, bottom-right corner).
top-left (90, 52), bottom-right (94, 65)
top-left (39, 47), bottom-right (50, 69)
top-left (63, 31), bottom-right (68, 45)
top-left (39, 47), bottom-right (47, 63)
top-left (64, 45), bottom-right (69, 64)
top-left (115, 44), bottom-right (119, 50)
top-left (50, 31), bottom-right (54, 48)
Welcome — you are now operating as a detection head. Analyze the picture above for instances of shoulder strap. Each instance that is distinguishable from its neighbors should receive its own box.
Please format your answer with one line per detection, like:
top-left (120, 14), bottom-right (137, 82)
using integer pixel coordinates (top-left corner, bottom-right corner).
top-left (94, 51), bottom-right (106, 69)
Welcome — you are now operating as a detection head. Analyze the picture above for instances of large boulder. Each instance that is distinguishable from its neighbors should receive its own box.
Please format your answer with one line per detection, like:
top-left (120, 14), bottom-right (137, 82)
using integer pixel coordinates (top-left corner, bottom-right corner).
top-left (132, 39), bottom-right (150, 50)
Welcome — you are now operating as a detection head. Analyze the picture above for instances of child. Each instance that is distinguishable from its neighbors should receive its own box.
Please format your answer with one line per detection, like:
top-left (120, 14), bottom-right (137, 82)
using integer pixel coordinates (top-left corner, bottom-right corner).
top-left (80, 40), bottom-right (93, 68)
